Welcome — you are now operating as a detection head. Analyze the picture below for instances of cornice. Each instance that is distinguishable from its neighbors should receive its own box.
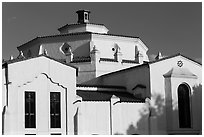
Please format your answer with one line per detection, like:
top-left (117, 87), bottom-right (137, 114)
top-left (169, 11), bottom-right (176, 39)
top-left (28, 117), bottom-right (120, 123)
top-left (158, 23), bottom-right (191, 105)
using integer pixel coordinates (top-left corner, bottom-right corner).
top-left (91, 33), bottom-right (139, 42)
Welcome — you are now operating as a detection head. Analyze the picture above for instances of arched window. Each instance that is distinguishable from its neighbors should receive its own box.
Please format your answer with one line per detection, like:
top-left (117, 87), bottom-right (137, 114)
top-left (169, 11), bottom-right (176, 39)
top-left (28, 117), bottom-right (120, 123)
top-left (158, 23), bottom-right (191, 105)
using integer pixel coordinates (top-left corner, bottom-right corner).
top-left (177, 84), bottom-right (191, 128)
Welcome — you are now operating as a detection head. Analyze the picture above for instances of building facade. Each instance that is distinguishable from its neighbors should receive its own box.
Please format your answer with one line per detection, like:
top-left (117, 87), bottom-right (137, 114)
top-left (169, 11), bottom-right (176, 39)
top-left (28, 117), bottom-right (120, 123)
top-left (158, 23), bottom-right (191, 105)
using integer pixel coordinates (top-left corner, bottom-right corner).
top-left (2, 10), bottom-right (202, 135)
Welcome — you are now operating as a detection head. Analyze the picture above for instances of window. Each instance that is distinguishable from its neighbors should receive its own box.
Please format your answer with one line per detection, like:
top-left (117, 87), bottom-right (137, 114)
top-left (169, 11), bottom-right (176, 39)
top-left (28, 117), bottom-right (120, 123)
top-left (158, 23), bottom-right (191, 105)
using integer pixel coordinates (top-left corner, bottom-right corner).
top-left (84, 13), bottom-right (88, 20)
top-left (178, 84), bottom-right (191, 128)
top-left (50, 92), bottom-right (61, 128)
top-left (25, 92), bottom-right (36, 128)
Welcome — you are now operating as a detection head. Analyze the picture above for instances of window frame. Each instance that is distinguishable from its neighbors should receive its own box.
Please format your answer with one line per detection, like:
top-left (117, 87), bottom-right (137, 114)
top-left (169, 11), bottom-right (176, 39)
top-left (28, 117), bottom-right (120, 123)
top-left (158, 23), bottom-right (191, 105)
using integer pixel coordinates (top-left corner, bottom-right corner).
top-left (84, 12), bottom-right (89, 20)
top-left (25, 91), bottom-right (36, 128)
top-left (50, 92), bottom-right (61, 128)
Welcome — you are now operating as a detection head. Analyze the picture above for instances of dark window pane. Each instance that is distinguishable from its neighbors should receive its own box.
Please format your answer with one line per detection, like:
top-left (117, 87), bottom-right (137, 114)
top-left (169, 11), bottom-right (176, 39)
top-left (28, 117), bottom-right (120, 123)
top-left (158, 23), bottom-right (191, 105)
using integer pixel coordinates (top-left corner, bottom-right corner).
top-left (85, 13), bottom-right (88, 20)
top-left (51, 133), bottom-right (61, 135)
top-left (50, 92), bottom-right (61, 128)
top-left (25, 92), bottom-right (36, 128)
top-left (178, 84), bottom-right (191, 128)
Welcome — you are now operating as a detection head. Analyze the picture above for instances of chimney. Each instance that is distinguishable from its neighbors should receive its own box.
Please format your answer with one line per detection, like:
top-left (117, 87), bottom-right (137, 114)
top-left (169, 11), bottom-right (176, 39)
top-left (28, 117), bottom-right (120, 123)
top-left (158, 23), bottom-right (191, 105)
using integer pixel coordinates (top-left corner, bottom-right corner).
top-left (90, 44), bottom-right (100, 62)
top-left (135, 51), bottom-right (143, 64)
top-left (76, 10), bottom-right (91, 24)
top-left (65, 48), bottom-right (73, 63)
top-left (114, 51), bottom-right (123, 63)
top-left (17, 51), bottom-right (25, 59)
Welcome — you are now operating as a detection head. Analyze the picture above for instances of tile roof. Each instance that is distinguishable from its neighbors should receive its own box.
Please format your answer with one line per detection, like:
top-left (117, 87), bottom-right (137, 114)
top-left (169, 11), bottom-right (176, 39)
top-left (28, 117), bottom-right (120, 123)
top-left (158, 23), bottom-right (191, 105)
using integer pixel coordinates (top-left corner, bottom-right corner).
top-left (99, 58), bottom-right (118, 62)
top-left (77, 84), bottom-right (126, 90)
top-left (122, 59), bottom-right (138, 64)
top-left (2, 55), bottom-right (78, 71)
top-left (71, 56), bottom-right (91, 63)
top-left (17, 32), bottom-right (140, 49)
top-left (77, 90), bottom-right (145, 102)
top-left (58, 23), bottom-right (106, 31)
top-left (17, 32), bottom-right (92, 49)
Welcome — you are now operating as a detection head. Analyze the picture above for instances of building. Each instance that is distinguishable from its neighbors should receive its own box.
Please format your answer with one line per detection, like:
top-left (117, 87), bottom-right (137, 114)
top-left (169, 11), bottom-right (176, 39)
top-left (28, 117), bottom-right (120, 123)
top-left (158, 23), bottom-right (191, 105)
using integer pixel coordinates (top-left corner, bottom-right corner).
top-left (2, 10), bottom-right (202, 135)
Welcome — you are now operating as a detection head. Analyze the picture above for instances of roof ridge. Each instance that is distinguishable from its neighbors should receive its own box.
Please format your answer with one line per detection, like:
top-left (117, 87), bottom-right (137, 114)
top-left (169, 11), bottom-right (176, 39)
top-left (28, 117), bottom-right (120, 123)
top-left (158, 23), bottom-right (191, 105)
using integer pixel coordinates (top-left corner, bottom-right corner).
top-left (58, 23), bottom-right (106, 30)
top-left (77, 84), bottom-right (126, 89)
top-left (149, 53), bottom-right (202, 66)
top-left (2, 55), bottom-right (78, 70)
top-left (17, 32), bottom-right (140, 49)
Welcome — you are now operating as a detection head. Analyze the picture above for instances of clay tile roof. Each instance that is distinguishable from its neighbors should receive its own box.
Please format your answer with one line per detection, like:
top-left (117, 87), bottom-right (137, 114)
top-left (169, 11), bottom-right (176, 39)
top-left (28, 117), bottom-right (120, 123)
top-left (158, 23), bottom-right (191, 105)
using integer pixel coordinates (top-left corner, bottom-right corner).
top-left (99, 58), bottom-right (118, 62)
top-left (58, 23), bottom-right (106, 31)
top-left (122, 59), bottom-right (138, 64)
top-left (71, 56), bottom-right (91, 63)
top-left (76, 90), bottom-right (145, 102)
top-left (77, 84), bottom-right (126, 89)
top-left (2, 55), bottom-right (78, 71)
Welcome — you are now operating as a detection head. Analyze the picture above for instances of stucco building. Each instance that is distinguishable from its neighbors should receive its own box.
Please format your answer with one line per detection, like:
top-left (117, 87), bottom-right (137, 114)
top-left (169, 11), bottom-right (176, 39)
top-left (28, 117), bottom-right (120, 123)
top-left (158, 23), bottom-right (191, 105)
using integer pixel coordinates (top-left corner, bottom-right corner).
top-left (2, 10), bottom-right (202, 135)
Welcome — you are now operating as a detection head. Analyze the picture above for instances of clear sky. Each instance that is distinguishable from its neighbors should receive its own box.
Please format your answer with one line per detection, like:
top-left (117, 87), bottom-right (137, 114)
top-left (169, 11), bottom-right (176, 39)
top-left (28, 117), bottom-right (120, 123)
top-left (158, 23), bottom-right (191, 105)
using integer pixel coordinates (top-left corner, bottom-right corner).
top-left (2, 2), bottom-right (202, 62)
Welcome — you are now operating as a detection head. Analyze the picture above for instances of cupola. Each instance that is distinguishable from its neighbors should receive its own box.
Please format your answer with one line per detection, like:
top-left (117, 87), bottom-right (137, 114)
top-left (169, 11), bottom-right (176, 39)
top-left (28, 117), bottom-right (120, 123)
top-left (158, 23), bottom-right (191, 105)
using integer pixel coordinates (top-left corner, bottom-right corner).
top-left (58, 10), bottom-right (109, 34)
top-left (76, 10), bottom-right (91, 24)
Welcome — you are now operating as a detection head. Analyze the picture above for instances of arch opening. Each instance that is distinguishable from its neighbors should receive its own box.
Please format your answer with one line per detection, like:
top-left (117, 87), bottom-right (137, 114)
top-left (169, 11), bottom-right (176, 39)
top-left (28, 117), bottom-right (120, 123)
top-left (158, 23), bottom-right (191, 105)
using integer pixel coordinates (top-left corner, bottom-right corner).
top-left (177, 83), bottom-right (191, 128)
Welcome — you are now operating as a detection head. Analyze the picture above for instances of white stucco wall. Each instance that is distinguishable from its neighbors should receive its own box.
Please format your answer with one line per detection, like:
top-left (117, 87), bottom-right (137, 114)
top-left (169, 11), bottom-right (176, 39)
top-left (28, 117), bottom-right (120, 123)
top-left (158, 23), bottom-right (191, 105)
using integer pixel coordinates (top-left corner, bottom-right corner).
top-left (91, 34), bottom-right (149, 62)
top-left (85, 64), bottom-right (150, 97)
top-left (77, 101), bottom-right (110, 135)
top-left (2, 56), bottom-right (76, 135)
top-left (75, 100), bottom-right (149, 135)
top-left (72, 62), bottom-right (95, 84)
top-left (149, 55), bottom-right (202, 134)
top-left (112, 102), bottom-right (149, 135)
top-left (2, 69), bottom-right (6, 106)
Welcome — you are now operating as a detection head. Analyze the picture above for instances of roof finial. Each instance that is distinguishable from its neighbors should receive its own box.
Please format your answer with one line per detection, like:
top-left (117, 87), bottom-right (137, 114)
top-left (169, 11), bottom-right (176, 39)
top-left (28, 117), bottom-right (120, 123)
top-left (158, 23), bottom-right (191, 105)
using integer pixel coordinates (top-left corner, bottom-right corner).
top-left (155, 51), bottom-right (163, 60)
top-left (17, 51), bottom-right (25, 59)
top-left (10, 55), bottom-right (14, 60)
top-left (39, 46), bottom-right (44, 55)
top-left (43, 49), bottom-right (48, 56)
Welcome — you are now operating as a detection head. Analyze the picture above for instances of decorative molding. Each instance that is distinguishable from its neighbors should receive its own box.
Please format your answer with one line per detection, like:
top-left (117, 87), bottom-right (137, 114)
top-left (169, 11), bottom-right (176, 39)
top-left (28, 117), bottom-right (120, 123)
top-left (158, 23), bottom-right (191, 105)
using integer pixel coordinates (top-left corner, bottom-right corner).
top-left (17, 72), bottom-right (66, 89)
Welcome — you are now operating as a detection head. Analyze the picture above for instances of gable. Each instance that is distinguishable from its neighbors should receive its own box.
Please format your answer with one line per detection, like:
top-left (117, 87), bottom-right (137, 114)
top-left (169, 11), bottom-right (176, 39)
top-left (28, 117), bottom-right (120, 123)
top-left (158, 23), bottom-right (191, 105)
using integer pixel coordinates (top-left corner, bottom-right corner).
top-left (149, 53), bottom-right (201, 66)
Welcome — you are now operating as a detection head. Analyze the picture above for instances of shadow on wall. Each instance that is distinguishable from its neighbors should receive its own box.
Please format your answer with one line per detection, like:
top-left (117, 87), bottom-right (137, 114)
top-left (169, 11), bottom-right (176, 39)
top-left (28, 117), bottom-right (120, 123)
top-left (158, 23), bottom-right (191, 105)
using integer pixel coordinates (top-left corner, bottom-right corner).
top-left (113, 94), bottom-right (167, 135)
top-left (124, 84), bottom-right (202, 135)
top-left (192, 84), bottom-right (202, 133)
top-left (74, 108), bottom-right (79, 135)
top-left (125, 93), bottom-right (167, 135)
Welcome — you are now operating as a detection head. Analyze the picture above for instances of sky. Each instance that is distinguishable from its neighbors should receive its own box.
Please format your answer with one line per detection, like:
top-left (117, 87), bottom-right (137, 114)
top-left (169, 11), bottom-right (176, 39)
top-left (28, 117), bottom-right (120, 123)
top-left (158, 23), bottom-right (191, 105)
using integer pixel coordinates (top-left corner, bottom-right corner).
top-left (2, 2), bottom-right (202, 62)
